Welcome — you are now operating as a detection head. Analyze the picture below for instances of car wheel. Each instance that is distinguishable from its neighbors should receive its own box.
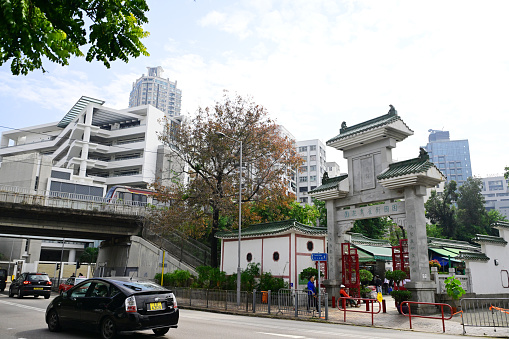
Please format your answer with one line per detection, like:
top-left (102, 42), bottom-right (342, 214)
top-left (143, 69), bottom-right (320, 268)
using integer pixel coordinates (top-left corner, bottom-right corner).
top-left (17, 291), bottom-right (23, 299)
top-left (153, 327), bottom-right (170, 336)
top-left (8, 288), bottom-right (13, 298)
top-left (47, 310), bottom-right (62, 332)
top-left (0, 288), bottom-right (4, 292)
top-left (34, 295), bottom-right (39, 298)
top-left (100, 317), bottom-right (117, 339)
top-left (44, 294), bottom-right (50, 299)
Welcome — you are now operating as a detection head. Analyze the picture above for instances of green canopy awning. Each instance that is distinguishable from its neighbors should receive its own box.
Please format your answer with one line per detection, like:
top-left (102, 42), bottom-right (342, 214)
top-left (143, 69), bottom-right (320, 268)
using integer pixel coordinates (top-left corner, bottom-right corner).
top-left (354, 244), bottom-right (393, 261)
top-left (429, 248), bottom-right (461, 262)
top-left (356, 248), bottom-right (375, 263)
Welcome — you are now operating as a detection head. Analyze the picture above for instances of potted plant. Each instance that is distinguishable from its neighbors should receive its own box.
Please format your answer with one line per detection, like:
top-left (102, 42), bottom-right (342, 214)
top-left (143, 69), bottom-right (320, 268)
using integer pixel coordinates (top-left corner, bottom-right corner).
top-left (385, 269), bottom-right (408, 291)
top-left (444, 276), bottom-right (465, 313)
top-left (390, 290), bottom-right (412, 314)
top-left (359, 269), bottom-right (373, 299)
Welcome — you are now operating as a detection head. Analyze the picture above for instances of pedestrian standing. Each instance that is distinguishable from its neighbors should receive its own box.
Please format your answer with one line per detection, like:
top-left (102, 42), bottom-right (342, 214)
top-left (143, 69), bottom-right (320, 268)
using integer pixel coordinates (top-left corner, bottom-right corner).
top-left (307, 276), bottom-right (318, 312)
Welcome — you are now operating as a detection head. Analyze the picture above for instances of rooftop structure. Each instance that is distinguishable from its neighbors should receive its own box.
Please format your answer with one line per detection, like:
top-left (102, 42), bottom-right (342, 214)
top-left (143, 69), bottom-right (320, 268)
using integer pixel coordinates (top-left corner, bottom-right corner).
top-left (129, 66), bottom-right (182, 118)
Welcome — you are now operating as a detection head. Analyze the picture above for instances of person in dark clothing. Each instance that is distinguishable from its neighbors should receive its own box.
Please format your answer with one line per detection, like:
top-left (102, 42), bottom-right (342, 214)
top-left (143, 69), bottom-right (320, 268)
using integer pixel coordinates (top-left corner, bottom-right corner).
top-left (307, 276), bottom-right (318, 311)
top-left (374, 275), bottom-right (382, 293)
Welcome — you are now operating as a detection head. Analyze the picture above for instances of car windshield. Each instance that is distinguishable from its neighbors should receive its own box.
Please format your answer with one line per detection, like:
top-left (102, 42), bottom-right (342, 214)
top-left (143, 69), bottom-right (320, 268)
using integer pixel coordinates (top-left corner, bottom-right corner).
top-left (121, 281), bottom-right (166, 291)
top-left (28, 274), bottom-right (49, 282)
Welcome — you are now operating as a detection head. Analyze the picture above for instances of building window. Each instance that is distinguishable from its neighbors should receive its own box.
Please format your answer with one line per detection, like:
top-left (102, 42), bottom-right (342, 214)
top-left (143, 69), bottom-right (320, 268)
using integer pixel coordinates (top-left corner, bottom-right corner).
top-left (307, 241), bottom-right (314, 251)
top-left (299, 166), bottom-right (307, 173)
top-left (310, 145), bottom-right (316, 151)
top-left (299, 176), bottom-right (308, 182)
top-left (310, 165), bottom-right (316, 172)
top-left (299, 187), bottom-right (308, 192)
top-left (300, 197), bottom-right (308, 203)
top-left (299, 146), bottom-right (307, 152)
top-left (310, 175), bottom-right (317, 182)
top-left (273, 251), bottom-right (280, 261)
top-left (246, 253), bottom-right (252, 262)
top-left (310, 155), bottom-right (316, 161)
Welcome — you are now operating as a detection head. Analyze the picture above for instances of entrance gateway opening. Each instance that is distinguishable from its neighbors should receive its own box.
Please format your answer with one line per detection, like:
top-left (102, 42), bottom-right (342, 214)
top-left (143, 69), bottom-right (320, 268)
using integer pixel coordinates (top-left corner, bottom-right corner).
top-left (309, 106), bottom-right (445, 314)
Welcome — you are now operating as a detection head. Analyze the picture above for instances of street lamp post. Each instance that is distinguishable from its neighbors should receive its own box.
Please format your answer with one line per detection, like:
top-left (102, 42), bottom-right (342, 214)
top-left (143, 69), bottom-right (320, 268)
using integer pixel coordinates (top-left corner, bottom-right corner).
top-left (215, 131), bottom-right (242, 307)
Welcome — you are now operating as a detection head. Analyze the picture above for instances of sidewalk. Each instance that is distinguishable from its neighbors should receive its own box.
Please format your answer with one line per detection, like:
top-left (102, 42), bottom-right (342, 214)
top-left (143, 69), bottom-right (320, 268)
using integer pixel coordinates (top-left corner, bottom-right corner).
top-left (324, 295), bottom-right (509, 337)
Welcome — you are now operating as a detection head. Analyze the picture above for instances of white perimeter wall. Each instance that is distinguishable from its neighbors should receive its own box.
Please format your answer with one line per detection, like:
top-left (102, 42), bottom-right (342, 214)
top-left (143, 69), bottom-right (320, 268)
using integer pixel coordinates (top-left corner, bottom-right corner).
top-left (220, 232), bottom-right (326, 289)
top-left (467, 228), bottom-right (509, 295)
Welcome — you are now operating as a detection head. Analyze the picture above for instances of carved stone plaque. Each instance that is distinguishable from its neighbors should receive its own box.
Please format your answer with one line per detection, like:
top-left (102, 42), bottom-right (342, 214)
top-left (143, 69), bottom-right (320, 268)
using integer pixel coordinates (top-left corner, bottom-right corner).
top-left (360, 155), bottom-right (375, 190)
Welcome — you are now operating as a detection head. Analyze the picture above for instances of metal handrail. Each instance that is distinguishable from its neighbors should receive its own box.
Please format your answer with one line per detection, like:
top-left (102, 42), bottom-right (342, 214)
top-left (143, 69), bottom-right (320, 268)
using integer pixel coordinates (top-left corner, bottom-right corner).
top-left (337, 296), bottom-right (381, 325)
top-left (400, 301), bottom-right (453, 333)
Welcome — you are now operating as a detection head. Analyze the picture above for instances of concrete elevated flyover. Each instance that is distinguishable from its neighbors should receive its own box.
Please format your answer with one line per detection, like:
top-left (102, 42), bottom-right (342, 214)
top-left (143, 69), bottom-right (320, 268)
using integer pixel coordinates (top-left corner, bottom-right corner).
top-left (0, 188), bottom-right (142, 239)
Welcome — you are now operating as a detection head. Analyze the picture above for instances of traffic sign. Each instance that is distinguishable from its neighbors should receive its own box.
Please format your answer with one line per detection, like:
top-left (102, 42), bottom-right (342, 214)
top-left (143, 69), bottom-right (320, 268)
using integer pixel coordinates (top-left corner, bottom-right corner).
top-left (311, 253), bottom-right (327, 261)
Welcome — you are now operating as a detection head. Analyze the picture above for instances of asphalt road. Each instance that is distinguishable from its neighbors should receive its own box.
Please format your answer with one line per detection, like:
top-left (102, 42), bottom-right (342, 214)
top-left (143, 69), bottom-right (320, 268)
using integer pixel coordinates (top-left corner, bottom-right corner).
top-left (0, 291), bottom-right (469, 339)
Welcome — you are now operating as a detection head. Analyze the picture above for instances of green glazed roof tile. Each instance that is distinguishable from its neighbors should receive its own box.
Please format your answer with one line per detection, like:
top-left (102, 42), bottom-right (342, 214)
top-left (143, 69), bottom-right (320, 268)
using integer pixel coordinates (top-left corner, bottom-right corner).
top-left (457, 251), bottom-right (490, 261)
top-left (215, 219), bottom-right (327, 239)
top-left (472, 234), bottom-right (508, 245)
top-left (377, 156), bottom-right (442, 180)
top-left (492, 221), bottom-right (509, 229)
top-left (327, 110), bottom-right (411, 145)
top-left (309, 174), bottom-right (348, 194)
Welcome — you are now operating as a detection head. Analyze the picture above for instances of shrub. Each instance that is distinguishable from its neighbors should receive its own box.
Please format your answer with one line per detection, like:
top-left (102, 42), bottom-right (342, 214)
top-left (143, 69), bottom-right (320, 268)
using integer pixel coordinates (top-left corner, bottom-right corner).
top-left (258, 272), bottom-right (288, 292)
top-left (444, 276), bottom-right (466, 300)
top-left (299, 267), bottom-right (323, 281)
top-left (390, 290), bottom-right (412, 303)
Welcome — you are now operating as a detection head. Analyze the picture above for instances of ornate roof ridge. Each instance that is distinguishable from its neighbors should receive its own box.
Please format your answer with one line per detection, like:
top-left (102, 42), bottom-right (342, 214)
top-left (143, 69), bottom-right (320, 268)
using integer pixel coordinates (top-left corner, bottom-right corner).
top-left (377, 152), bottom-right (445, 180)
top-left (327, 107), bottom-right (413, 145)
top-left (472, 234), bottom-right (508, 245)
top-left (215, 219), bottom-right (327, 239)
top-left (457, 251), bottom-right (490, 261)
top-left (309, 174), bottom-right (348, 194)
top-left (492, 221), bottom-right (509, 229)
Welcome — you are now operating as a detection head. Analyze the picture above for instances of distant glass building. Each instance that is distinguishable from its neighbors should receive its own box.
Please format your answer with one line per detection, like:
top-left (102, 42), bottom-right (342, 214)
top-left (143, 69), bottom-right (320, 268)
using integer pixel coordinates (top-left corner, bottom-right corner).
top-left (422, 129), bottom-right (472, 186)
top-left (129, 66), bottom-right (182, 117)
top-left (480, 175), bottom-right (509, 219)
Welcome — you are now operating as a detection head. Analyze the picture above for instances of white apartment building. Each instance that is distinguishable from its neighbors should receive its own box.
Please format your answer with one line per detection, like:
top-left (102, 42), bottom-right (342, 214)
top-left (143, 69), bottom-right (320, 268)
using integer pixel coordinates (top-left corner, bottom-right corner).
top-left (129, 66), bottom-right (182, 118)
top-left (325, 161), bottom-right (341, 178)
top-left (296, 139), bottom-right (327, 205)
top-left (0, 96), bottom-right (184, 193)
top-left (481, 175), bottom-right (509, 219)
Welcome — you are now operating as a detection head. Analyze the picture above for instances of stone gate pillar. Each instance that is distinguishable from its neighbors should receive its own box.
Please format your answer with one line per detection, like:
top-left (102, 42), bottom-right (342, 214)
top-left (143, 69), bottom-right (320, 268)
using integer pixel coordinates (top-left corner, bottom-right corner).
top-left (404, 185), bottom-right (436, 313)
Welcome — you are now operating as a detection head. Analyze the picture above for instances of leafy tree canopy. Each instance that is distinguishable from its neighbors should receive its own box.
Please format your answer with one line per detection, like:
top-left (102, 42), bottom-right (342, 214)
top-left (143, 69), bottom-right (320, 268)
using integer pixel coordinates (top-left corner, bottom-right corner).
top-left (0, 0), bottom-right (150, 75)
top-left (79, 247), bottom-right (98, 263)
top-left (350, 217), bottom-right (392, 239)
top-left (152, 92), bottom-right (303, 267)
top-left (425, 178), bottom-right (506, 241)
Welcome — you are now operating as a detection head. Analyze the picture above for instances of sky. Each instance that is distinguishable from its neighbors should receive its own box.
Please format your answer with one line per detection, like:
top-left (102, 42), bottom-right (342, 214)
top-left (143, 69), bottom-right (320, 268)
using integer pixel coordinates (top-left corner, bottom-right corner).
top-left (0, 0), bottom-right (508, 178)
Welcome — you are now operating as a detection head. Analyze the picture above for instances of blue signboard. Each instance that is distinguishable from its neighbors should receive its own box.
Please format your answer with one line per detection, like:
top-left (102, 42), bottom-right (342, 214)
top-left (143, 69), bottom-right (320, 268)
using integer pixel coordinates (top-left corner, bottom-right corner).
top-left (311, 253), bottom-right (327, 261)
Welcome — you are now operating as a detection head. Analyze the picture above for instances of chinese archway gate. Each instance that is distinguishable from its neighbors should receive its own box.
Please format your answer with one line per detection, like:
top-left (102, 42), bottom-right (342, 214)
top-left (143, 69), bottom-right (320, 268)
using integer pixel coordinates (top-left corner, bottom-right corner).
top-left (341, 243), bottom-right (360, 298)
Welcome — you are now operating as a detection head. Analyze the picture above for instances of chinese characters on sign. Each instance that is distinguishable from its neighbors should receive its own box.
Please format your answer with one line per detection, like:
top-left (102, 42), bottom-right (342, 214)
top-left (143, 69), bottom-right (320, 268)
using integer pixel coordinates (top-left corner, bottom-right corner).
top-left (338, 201), bottom-right (405, 221)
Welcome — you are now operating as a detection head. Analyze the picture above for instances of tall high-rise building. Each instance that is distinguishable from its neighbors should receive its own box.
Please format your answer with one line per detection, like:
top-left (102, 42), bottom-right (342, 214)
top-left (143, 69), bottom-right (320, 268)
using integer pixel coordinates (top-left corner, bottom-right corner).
top-left (296, 139), bottom-right (328, 205)
top-left (129, 66), bottom-right (182, 117)
top-left (422, 129), bottom-right (472, 186)
top-left (480, 175), bottom-right (509, 219)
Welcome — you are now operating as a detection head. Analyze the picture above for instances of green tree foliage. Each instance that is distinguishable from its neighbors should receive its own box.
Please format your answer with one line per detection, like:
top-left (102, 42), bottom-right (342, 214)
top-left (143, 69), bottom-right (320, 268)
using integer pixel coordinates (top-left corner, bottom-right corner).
top-left (456, 177), bottom-right (489, 238)
top-left (258, 272), bottom-right (287, 292)
top-left (350, 217), bottom-right (392, 239)
top-left (312, 198), bottom-right (327, 227)
top-left (425, 178), bottom-right (507, 241)
top-left (299, 267), bottom-right (323, 281)
top-left (426, 223), bottom-right (443, 238)
top-left (79, 247), bottom-right (98, 263)
top-left (425, 181), bottom-right (458, 238)
top-left (0, 0), bottom-right (150, 75)
top-left (504, 166), bottom-right (509, 179)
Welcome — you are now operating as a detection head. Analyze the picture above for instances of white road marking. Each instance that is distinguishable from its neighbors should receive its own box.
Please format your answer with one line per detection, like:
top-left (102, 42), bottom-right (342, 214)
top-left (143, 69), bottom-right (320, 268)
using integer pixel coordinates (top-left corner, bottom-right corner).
top-left (0, 300), bottom-right (46, 312)
top-left (257, 333), bottom-right (307, 338)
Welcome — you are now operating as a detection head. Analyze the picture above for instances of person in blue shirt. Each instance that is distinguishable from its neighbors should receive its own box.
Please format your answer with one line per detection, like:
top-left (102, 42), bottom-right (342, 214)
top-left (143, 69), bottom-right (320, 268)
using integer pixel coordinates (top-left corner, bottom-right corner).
top-left (307, 276), bottom-right (318, 311)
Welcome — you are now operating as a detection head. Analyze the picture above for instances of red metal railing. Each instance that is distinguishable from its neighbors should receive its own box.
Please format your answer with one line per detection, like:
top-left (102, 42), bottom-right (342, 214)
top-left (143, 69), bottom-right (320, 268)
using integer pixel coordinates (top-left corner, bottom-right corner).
top-left (337, 297), bottom-right (381, 325)
top-left (400, 301), bottom-right (453, 332)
